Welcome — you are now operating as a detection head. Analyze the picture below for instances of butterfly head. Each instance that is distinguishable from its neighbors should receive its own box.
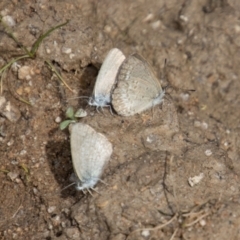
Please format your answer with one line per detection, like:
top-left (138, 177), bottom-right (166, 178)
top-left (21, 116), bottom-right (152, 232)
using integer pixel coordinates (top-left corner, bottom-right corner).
top-left (75, 177), bottom-right (99, 191)
top-left (88, 95), bottom-right (111, 108)
top-left (152, 90), bottom-right (165, 106)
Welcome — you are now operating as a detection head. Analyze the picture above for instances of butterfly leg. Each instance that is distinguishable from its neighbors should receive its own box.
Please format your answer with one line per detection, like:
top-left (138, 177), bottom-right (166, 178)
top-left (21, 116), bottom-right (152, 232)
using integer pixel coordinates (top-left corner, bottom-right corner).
top-left (99, 178), bottom-right (108, 186)
top-left (90, 187), bottom-right (101, 194)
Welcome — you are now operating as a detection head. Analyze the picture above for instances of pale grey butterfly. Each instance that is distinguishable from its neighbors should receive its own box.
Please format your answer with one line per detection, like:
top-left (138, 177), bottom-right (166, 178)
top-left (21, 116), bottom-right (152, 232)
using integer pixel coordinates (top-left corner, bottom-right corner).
top-left (112, 53), bottom-right (165, 116)
top-left (69, 122), bottom-right (112, 191)
top-left (88, 48), bottom-right (126, 110)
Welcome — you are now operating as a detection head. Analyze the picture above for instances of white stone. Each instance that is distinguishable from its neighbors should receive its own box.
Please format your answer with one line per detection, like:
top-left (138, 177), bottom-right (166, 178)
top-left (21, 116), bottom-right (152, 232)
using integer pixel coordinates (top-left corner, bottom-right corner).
top-left (205, 149), bottom-right (212, 156)
top-left (2, 15), bottom-right (16, 27)
top-left (188, 173), bottom-right (204, 187)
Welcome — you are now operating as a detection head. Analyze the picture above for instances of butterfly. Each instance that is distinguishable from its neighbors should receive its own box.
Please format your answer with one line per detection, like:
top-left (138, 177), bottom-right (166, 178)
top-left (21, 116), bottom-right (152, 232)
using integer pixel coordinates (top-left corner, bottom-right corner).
top-left (112, 53), bottom-right (165, 116)
top-left (69, 122), bottom-right (112, 191)
top-left (88, 48), bottom-right (125, 111)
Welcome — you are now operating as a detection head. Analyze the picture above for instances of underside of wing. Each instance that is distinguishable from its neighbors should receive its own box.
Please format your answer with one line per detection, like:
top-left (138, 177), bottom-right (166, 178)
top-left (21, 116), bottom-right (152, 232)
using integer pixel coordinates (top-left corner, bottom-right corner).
top-left (112, 54), bottom-right (164, 116)
top-left (93, 48), bottom-right (125, 102)
top-left (117, 54), bottom-right (162, 91)
top-left (112, 76), bottom-right (163, 116)
top-left (70, 123), bottom-right (112, 183)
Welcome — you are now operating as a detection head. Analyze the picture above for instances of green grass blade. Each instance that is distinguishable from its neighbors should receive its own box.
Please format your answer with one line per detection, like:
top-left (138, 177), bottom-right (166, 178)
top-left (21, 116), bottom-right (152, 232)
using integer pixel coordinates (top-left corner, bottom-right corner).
top-left (0, 15), bottom-right (31, 56)
top-left (45, 59), bottom-right (74, 92)
top-left (0, 55), bottom-right (29, 75)
top-left (30, 20), bottom-right (69, 57)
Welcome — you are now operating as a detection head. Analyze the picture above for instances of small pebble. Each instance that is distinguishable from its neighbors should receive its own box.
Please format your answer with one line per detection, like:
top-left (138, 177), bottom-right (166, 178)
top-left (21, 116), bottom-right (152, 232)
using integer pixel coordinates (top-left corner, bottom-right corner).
top-left (16, 87), bottom-right (23, 95)
top-left (20, 149), bottom-right (27, 155)
top-left (55, 116), bottom-right (62, 123)
top-left (224, 142), bottom-right (228, 147)
top-left (177, 38), bottom-right (184, 45)
top-left (7, 139), bottom-right (14, 146)
top-left (7, 172), bottom-right (19, 181)
top-left (45, 48), bottom-right (51, 54)
top-left (180, 93), bottom-right (189, 101)
top-left (201, 122), bottom-right (208, 130)
top-left (64, 227), bottom-right (80, 239)
top-left (151, 20), bottom-right (161, 30)
top-left (48, 224), bottom-right (53, 230)
top-left (194, 120), bottom-right (201, 128)
top-left (104, 25), bottom-right (112, 33)
top-left (11, 62), bottom-right (21, 72)
top-left (48, 206), bottom-right (56, 213)
top-left (188, 173), bottom-right (204, 187)
top-left (141, 230), bottom-right (150, 237)
top-left (62, 208), bottom-right (70, 215)
top-left (199, 219), bottom-right (206, 226)
top-left (234, 25), bottom-right (240, 33)
top-left (1, 9), bottom-right (9, 16)
top-left (12, 233), bottom-right (17, 239)
top-left (62, 47), bottom-right (72, 54)
top-left (69, 53), bottom-right (75, 59)
top-left (61, 221), bottom-right (67, 228)
top-left (18, 66), bottom-right (34, 80)
top-left (142, 13), bottom-right (154, 23)
top-left (52, 215), bottom-right (61, 226)
top-left (205, 149), bottom-right (212, 156)
top-left (15, 178), bottom-right (22, 183)
top-left (2, 15), bottom-right (16, 27)
top-left (33, 187), bottom-right (38, 194)
top-left (11, 159), bottom-right (18, 165)
top-left (179, 15), bottom-right (189, 22)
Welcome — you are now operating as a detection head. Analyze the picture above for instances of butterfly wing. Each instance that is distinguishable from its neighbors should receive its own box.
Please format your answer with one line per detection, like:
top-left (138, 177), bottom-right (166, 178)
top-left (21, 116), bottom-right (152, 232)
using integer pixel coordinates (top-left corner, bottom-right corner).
top-left (70, 123), bottom-right (112, 188)
top-left (112, 54), bottom-right (163, 116)
top-left (92, 48), bottom-right (125, 106)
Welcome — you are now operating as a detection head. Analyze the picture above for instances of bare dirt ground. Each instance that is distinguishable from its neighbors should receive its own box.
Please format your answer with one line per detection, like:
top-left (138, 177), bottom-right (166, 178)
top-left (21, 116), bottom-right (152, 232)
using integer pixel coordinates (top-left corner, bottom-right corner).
top-left (1, 0), bottom-right (240, 239)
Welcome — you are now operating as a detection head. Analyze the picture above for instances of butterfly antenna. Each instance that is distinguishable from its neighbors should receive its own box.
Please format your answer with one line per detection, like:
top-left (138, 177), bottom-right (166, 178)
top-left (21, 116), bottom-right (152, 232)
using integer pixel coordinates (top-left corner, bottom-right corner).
top-left (84, 99), bottom-right (89, 104)
top-left (61, 182), bottom-right (76, 192)
top-left (68, 96), bottom-right (89, 100)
